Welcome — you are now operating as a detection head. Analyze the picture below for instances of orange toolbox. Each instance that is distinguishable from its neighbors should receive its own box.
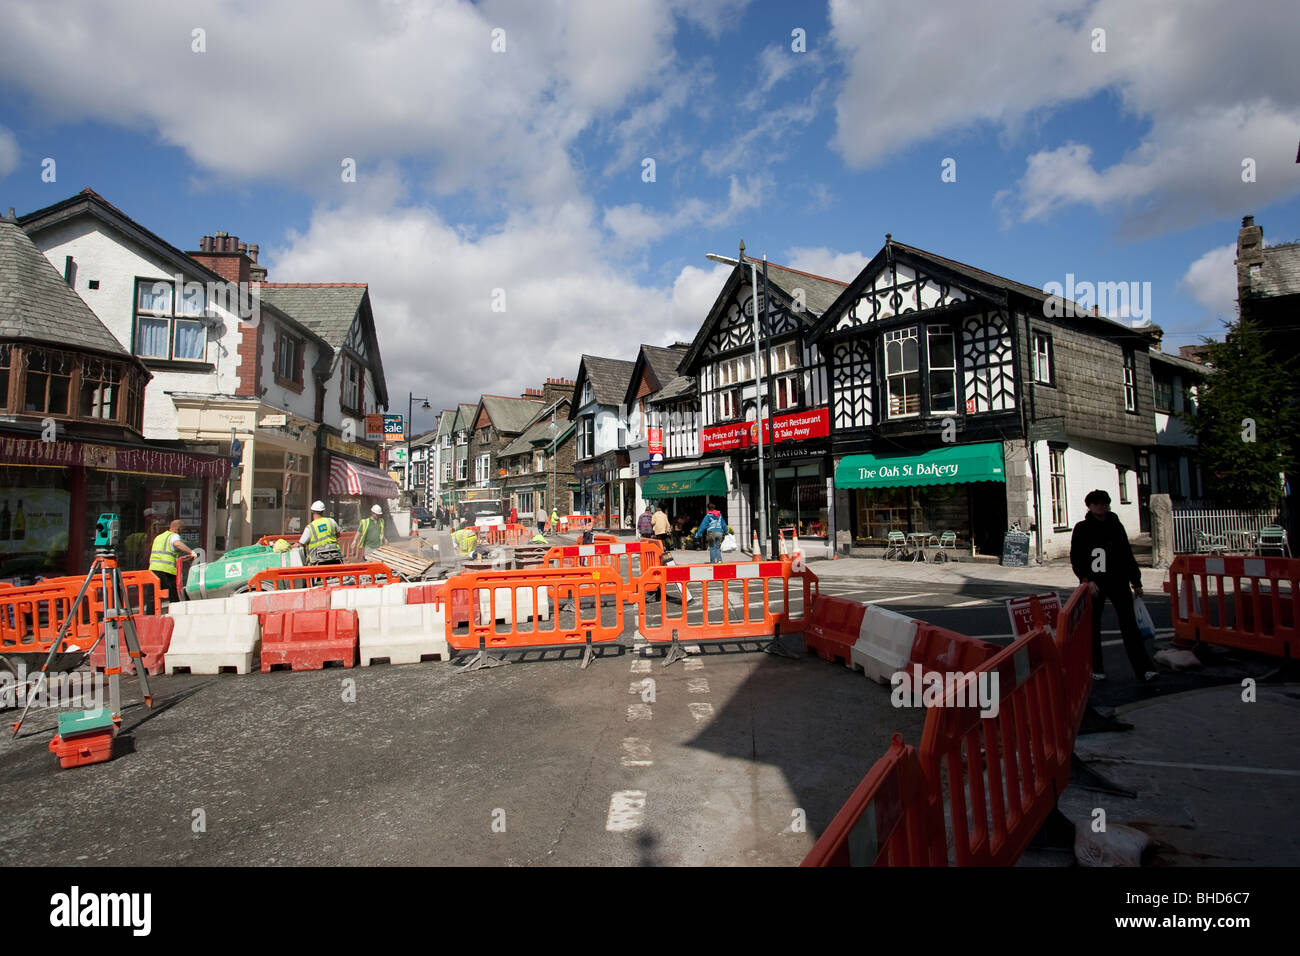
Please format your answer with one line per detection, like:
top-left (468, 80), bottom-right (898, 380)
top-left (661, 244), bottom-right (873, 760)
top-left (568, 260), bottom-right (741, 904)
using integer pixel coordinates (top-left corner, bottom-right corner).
top-left (48, 709), bottom-right (116, 769)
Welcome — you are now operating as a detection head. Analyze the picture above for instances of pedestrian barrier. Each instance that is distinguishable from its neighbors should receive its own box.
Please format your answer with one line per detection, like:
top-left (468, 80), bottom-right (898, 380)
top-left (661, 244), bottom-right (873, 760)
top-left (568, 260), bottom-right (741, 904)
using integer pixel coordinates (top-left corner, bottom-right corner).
top-left (480, 524), bottom-right (531, 547)
top-left (800, 734), bottom-right (947, 867)
top-left (561, 515), bottom-right (594, 534)
top-left (357, 603), bottom-right (450, 665)
top-left (89, 615), bottom-right (174, 676)
top-left (260, 609), bottom-right (358, 671)
top-left (853, 605), bottom-right (924, 683)
top-left (1164, 554), bottom-right (1298, 659)
top-left (592, 533), bottom-right (619, 544)
top-left (907, 622), bottom-right (1000, 675)
top-left (636, 559), bottom-right (816, 653)
top-left (165, 613), bottom-right (261, 675)
top-left (918, 628), bottom-right (1070, 866)
top-left (544, 541), bottom-right (663, 599)
top-left (246, 562), bottom-right (398, 592)
top-left (802, 595), bottom-right (866, 666)
top-left (0, 583), bottom-right (80, 656)
top-left (1054, 584), bottom-right (1095, 739)
top-left (328, 581), bottom-right (416, 609)
top-left (443, 566), bottom-right (624, 660)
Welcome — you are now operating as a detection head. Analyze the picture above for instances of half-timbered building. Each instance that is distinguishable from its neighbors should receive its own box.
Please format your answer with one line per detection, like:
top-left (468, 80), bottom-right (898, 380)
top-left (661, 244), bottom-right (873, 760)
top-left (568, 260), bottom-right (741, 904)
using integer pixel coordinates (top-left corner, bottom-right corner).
top-left (809, 237), bottom-right (1159, 561)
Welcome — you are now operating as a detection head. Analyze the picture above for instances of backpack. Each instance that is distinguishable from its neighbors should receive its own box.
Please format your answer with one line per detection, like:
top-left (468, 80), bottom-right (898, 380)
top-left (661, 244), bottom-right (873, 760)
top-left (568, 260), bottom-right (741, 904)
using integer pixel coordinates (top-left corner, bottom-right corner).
top-left (637, 512), bottom-right (654, 535)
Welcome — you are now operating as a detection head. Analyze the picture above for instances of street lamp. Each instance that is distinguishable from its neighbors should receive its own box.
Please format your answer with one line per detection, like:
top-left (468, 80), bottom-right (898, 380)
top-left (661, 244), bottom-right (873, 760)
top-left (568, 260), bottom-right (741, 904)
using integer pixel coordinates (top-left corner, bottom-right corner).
top-left (407, 392), bottom-right (431, 502)
top-left (707, 242), bottom-right (773, 559)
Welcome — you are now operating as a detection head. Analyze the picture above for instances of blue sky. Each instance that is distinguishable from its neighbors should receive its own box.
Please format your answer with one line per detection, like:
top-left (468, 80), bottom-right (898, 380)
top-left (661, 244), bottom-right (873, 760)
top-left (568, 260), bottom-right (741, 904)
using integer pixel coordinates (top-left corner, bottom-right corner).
top-left (1, 0), bottom-right (1298, 434)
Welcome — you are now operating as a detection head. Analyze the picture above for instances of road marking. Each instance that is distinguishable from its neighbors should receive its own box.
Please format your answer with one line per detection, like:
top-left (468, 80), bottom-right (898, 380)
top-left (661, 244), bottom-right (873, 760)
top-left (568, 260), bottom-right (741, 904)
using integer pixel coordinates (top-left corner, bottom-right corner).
top-left (620, 737), bottom-right (652, 767)
top-left (869, 592), bottom-right (938, 604)
top-left (947, 598), bottom-right (994, 607)
top-left (626, 703), bottom-right (652, 721)
top-left (629, 659), bottom-right (651, 674)
top-left (683, 658), bottom-right (704, 671)
top-left (687, 677), bottom-right (710, 694)
top-left (606, 790), bottom-right (647, 831)
top-left (1085, 757), bottom-right (1300, 778)
top-left (688, 702), bottom-right (715, 723)
top-left (970, 629), bottom-right (1176, 642)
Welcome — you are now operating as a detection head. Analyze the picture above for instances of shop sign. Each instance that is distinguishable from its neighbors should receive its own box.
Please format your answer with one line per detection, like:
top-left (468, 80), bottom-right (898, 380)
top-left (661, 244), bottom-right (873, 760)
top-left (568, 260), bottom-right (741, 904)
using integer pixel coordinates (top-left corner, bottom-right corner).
top-left (324, 432), bottom-right (378, 464)
top-left (0, 437), bottom-right (229, 478)
top-left (700, 407), bottom-right (829, 453)
top-left (647, 428), bottom-right (663, 456)
top-left (383, 414), bottom-right (405, 441)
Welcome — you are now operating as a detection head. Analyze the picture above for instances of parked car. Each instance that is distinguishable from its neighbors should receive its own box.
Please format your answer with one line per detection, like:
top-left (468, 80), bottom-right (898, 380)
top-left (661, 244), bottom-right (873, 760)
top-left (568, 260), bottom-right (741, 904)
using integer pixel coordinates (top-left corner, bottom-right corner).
top-left (411, 506), bottom-right (436, 529)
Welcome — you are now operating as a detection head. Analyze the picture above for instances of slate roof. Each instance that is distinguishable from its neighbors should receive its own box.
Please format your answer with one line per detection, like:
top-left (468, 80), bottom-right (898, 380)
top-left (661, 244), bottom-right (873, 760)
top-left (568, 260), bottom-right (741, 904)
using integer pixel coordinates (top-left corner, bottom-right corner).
top-left (1149, 349), bottom-right (1207, 377)
top-left (480, 394), bottom-right (544, 435)
top-left (436, 409), bottom-right (456, 437)
top-left (643, 344), bottom-right (687, 385)
top-left (577, 354), bottom-right (636, 406)
top-left (758, 261), bottom-right (849, 316)
top-left (0, 217), bottom-right (131, 357)
top-left (646, 374), bottom-right (697, 404)
top-left (1249, 242), bottom-right (1300, 299)
top-left (500, 415), bottom-right (573, 458)
top-left (256, 284), bottom-right (368, 346)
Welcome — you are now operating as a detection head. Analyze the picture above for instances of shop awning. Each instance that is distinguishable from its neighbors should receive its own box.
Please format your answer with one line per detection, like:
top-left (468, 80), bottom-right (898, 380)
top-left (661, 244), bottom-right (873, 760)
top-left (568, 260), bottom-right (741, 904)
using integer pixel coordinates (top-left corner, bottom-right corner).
top-left (835, 442), bottom-right (1005, 489)
top-left (329, 457), bottom-right (401, 498)
top-left (641, 465), bottom-right (728, 499)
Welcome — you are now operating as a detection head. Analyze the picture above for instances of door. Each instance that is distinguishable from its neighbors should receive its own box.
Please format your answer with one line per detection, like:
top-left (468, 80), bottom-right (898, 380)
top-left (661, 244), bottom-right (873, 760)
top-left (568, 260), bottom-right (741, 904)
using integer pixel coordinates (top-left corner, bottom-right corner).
top-left (1137, 451), bottom-right (1151, 533)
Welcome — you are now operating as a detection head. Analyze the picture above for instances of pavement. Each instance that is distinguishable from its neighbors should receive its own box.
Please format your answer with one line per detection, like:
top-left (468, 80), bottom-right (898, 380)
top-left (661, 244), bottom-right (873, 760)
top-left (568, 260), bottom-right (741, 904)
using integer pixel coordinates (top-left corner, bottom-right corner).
top-left (1, 528), bottom-right (1294, 866)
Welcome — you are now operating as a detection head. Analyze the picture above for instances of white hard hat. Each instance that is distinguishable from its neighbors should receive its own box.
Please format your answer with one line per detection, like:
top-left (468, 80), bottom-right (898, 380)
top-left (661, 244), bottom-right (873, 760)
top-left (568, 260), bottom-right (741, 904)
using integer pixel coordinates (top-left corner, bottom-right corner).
top-left (370, 504), bottom-right (382, 515)
top-left (311, 500), bottom-right (326, 512)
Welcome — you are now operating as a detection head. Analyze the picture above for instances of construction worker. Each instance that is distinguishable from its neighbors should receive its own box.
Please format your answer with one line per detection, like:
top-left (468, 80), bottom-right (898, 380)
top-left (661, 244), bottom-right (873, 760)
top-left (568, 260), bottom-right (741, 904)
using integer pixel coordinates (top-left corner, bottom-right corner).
top-left (354, 503), bottom-right (386, 560)
top-left (297, 500), bottom-right (343, 565)
top-left (149, 518), bottom-right (196, 605)
top-left (123, 507), bottom-right (154, 570)
top-left (549, 506), bottom-right (559, 533)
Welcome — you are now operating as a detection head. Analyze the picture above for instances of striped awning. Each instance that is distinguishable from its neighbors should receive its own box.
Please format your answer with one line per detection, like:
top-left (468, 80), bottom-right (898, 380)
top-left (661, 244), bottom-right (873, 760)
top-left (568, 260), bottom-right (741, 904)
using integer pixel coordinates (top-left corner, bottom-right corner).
top-left (329, 456), bottom-right (401, 498)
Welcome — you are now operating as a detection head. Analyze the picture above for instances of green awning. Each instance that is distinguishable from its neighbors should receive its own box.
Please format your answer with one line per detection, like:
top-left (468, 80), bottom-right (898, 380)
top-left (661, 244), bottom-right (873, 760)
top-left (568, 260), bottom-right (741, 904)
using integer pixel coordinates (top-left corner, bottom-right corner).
top-left (835, 442), bottom-right (1005, 489)
top-left (641, 466), bottom-right (728, 499)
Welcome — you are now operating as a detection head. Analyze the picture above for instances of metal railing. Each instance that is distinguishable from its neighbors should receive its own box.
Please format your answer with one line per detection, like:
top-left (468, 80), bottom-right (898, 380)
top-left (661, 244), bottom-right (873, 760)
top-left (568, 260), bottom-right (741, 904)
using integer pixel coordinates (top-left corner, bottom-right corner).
top-left (1171, 508), bottom-right (1283, 554)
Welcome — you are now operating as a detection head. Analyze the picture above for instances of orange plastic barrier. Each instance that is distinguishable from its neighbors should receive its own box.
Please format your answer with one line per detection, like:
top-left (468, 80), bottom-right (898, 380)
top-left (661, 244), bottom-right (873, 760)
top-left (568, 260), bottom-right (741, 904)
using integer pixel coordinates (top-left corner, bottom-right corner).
top-left (89, 615), bottom-right (174, 676)
top-left (247, 562), bottom-right (398, 592)
top-left (636, 559), bottom-right (813, 645)
top-left (918, 628), bottom-right (1070, 866)
top-left (479, 524), bottom-right (531, 547)
top-left (443, 566), bottom-right (625, 652)
top-left (544, 541), bottom-right (662, 599)
top-left (803, 595), bottom-right (866, 664)
top-left (592, 533), bottom-right (619, 544)
top-left (261, 608), bottom-right (359, 671)
top-left (1164, 554), bottom-right (1298, 659)
top-left (0, 583), bottom-right (79, 656)
top-left (561, 515), bottom-right (594, 533)
top-left (801, 734), bottom-right (948, 867)
top-left (1054, 584), bottom-right (1095, 739)
top-left (908, 622), bottom-right (1000, 673)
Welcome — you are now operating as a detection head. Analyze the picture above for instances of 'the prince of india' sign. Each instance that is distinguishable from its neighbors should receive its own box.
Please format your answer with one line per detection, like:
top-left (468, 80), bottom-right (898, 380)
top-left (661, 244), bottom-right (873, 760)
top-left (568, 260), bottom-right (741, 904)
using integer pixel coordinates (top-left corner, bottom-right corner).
top-left (700, 407), bottom-right (829, 453)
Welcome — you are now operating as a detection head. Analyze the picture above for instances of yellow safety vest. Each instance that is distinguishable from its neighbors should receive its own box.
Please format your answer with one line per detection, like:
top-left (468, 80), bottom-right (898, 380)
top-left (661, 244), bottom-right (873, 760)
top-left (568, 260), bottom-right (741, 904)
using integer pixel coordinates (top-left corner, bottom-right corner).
top-left (148, 531), bottom-right (178, 575)
top-left (358, 516), bottom-right (385, 548)
top-left (306, 517), bottom-right (340, 560)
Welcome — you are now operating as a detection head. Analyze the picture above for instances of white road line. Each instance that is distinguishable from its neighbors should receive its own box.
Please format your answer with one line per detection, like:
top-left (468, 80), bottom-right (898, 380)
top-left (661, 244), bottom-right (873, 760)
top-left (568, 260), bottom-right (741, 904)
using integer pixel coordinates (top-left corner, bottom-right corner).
top-left (688, 702), bottom-right (715, 723)
top-left (687, 677), bottom-right (710, 694)
top-left (620, 737), bottom-right (652, 768)
top-left (605, 790), bottom-right (647, 831)
top-left (869, 592), bottom-right (939, 604)
top-left (948, 598), bottom-right (994, 607)
top-left (629, 658), bottom-right (651, 673)
top-left (626, 703), bottom-right (652, 721)
top-left (1085, 757), bottom-right (1300, 778)
top-left (683, 658), bottom-right (704, 671)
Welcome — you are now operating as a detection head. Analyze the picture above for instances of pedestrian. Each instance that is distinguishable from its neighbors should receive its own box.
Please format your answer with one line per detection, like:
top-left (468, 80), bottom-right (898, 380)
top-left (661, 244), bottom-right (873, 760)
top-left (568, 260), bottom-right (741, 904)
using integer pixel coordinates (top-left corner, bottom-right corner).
top-left (637, 504), bottom-right (654, 541)
top-left (509, 505), bottom-right (518, 526)
top-left (297, 500), bottom-right (343, 566)
top-left (695, 507), bottom-right (725, 563)
top-left (148, 518), bottom-right (196, 606)
top-left (652, 502), bottom-right (670, 551)
top-left (354, 503), bottom-right (386, 561)
top-left (535, 502), bottom-right (547, 534)
top-left (1070, 489), bottom-right (1159, 683)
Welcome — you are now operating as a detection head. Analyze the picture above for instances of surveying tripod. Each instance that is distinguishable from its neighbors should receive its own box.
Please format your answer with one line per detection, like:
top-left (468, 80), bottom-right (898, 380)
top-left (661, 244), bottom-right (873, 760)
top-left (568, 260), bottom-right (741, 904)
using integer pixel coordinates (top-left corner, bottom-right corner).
top-left (10, 547), bottom-right (154, 737)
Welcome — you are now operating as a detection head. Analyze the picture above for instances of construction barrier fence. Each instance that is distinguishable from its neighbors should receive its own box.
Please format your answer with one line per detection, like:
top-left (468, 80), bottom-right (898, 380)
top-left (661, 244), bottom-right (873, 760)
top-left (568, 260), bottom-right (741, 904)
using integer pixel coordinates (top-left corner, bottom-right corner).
top-left (544, 541), bottom-right (663, 599)
top-left (247, 562), bottom-right (399, 592)
top-left (1164, 554), bottom-right (1298, 660)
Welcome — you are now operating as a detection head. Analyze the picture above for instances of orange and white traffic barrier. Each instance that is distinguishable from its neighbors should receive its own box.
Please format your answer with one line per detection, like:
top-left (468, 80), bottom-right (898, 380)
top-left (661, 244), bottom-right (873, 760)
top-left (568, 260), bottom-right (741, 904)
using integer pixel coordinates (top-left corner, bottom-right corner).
top-left (246, 562), bottom-right (398, 592)
top-left (1163, 554), bottom-right (1298, 659)
top-left (544, 541), bottom-right (662, 600)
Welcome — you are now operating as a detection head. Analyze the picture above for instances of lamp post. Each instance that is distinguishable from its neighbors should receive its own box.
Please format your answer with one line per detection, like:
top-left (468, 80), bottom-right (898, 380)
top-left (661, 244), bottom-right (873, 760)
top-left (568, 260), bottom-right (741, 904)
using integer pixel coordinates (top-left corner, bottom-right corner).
top-left (706, 242), bottom-right (772, 558)
top-left (407, 392), bottom-right (431, 505)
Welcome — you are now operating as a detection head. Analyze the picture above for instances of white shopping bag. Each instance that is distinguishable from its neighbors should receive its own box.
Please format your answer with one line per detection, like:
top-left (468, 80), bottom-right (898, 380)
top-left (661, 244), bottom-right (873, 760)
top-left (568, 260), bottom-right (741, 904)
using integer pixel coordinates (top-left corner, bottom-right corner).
top-left (720, 533), bottom-right (738, 552)
top-left (1133, 595), bottom-right (1156, 643)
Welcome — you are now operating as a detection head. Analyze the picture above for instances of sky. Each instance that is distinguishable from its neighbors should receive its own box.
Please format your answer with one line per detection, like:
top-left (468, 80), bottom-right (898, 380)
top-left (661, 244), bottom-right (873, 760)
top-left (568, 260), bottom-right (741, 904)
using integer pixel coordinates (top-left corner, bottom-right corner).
top-left (1, 0), bottom-right (1298, 436)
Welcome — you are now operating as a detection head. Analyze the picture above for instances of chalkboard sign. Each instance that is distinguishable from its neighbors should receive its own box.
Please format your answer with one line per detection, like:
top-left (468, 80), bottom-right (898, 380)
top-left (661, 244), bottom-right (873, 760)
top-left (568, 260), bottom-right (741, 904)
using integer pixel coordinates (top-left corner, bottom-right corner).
top-left (1001, 531), bottom-right (1031, 567)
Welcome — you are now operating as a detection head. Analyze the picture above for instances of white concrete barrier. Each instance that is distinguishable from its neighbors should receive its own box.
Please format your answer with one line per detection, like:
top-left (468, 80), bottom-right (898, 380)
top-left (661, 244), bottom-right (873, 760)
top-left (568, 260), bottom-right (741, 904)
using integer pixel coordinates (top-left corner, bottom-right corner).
top-left (357, 604), bottom-right (450, 665)
top-left (169, 597), bottom-right (229, 617)
top-left (165, 614), bottom-right (261, 675)
top-left (851, 605), bottom-right (919, 685)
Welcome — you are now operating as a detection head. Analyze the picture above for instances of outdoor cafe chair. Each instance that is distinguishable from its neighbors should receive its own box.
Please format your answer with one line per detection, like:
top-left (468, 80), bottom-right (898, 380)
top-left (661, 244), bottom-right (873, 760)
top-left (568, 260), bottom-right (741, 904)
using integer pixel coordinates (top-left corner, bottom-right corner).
top-left (1193, 530), bottom-right (1229, 555)
top-left (884, 531), bottom-right (908, 560)
top-left (1257, 525), bottom-right (1291, 557)
top-left (928, 530), bottom-right (959, 563)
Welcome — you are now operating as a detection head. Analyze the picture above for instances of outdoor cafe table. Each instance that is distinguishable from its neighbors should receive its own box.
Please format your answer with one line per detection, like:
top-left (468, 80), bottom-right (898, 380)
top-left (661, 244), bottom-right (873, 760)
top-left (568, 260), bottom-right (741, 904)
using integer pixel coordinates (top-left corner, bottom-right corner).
top-left (906, 532), bottom-right (932, 563)
top-left (1224, 529), bottom-right (1257, 555)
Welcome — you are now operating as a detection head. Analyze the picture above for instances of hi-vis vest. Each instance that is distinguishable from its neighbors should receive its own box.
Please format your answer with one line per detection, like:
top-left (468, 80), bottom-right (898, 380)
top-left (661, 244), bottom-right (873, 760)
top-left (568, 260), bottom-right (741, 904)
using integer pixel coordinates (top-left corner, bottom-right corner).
top-left (357, 516), bottom-right (385, 549)
top-left (306, 516), bottom-right (340, 560)
top-left (148, 531), bottom-right (178, 575)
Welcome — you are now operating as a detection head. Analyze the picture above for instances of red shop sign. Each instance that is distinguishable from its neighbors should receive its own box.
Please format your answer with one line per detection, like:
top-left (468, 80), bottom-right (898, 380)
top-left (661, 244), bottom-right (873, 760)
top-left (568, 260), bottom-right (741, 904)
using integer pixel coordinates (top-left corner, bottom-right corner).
top-left (700, 407), bottom-right (829, 453)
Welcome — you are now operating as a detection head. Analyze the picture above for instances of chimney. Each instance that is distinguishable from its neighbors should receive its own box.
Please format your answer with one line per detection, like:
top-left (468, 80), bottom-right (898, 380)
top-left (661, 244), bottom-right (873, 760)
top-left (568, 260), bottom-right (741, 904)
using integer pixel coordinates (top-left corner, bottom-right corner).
top-left (188, 231), bottom-right (252, 286)
top-left (248, 244), bottom-right (267, 282)
top-left (1237, 214), bottom-right (1265, 307)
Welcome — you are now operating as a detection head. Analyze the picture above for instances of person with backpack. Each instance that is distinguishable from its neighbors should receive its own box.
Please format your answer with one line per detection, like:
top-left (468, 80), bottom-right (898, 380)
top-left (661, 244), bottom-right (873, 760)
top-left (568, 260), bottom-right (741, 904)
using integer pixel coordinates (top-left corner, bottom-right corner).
top-left (297, 501), bottom-right (343, 566)
top-left (695, 507), bottom-right (725, 563)
top-left (637, 504), bottom-right (655, 541)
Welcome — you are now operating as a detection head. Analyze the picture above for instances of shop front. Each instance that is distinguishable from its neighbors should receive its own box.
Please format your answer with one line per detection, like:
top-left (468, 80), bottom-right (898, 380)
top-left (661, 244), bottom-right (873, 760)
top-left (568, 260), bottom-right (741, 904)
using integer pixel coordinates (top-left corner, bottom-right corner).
top-left (574, 451), bottom-right (627, 526)
top-left (640, 463), bottom-right (729, 546)
top-left (323, 436), bottom-right (402, 533)
top-left (834, 441), bottom-right (1008, 555)
top-left (0, 434), bottom-right (229, 579)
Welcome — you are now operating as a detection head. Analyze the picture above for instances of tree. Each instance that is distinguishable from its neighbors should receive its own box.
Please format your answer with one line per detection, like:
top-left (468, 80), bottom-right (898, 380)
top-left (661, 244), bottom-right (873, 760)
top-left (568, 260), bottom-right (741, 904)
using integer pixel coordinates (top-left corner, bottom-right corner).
top-left (1185, 319), bottom-right (1299, 510)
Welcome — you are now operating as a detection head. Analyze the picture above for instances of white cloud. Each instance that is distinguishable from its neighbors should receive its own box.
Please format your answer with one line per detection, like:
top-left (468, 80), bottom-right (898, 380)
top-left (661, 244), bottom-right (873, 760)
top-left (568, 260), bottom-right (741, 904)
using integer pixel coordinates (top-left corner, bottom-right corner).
top-left (780, 246), bottom-right (869, 283)
top-left (829, 0), bottom-right (1300, 232)
top-left (0, 125), bottom-right (17, 178)
top-left (602, 174), bottom-right (767, 248)
top-left (1179, 243), bottom-right (1238, 320)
